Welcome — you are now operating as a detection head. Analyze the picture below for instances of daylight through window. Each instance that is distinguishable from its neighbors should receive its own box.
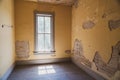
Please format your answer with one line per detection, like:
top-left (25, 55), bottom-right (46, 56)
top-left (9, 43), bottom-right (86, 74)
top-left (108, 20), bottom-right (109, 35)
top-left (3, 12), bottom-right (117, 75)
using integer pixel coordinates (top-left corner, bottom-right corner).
top-left (35, 13), bottom-right (54, 54)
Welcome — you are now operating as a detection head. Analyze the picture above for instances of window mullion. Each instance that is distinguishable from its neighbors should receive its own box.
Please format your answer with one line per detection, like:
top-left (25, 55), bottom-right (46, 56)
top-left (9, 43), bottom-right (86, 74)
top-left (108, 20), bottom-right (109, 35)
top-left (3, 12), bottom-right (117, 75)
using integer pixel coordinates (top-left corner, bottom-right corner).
top-left (36, 16), bottom-right (39, 51)
top-left (44, 17), bottom-right (45, 51)
top-left (50, 16), bottom-right (54, 51)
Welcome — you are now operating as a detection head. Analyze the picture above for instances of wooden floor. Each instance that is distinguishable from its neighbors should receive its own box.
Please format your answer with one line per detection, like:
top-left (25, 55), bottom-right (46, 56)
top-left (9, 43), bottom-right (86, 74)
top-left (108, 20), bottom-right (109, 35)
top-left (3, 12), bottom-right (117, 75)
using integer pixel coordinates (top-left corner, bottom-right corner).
top-left (8, 62), bottom-right (95, 80)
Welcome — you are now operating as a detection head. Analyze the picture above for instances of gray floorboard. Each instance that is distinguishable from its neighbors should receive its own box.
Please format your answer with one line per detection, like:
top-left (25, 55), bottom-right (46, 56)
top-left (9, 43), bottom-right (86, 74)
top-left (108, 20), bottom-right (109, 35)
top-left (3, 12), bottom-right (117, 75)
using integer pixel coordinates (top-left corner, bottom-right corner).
top-left (8, 62), bottom-right (95, 80)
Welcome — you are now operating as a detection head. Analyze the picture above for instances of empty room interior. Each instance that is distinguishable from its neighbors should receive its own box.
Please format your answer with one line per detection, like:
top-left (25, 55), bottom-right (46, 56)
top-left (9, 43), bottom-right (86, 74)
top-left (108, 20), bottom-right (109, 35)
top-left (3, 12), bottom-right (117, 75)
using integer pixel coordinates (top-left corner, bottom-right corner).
top-left (0, 0), bottom-right (120, 80)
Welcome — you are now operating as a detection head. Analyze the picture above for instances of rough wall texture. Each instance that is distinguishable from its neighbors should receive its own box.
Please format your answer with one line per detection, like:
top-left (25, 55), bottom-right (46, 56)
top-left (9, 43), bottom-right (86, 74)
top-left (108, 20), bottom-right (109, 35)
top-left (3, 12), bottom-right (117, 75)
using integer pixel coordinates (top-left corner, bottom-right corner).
top-left (93, 42), bottom-right (120, 77)
top-left (72, 0), bottom-right (120, 79)
top-left (15, 0), bottom-right (71, 60)
top-left (72, 39), bottom-right (92, 68)
top-left (15, 41), bottom-right (29, 58)
top-left (108, 19), bottom-right (120, 31)
top-left (72, 39), bottom-right (120, 79)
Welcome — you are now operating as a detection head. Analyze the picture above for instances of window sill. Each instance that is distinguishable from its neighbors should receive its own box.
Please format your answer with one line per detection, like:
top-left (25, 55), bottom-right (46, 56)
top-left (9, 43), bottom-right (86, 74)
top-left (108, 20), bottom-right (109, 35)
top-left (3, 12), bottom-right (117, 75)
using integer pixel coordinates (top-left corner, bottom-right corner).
top-left (33, 51), bottom-right (55, 55)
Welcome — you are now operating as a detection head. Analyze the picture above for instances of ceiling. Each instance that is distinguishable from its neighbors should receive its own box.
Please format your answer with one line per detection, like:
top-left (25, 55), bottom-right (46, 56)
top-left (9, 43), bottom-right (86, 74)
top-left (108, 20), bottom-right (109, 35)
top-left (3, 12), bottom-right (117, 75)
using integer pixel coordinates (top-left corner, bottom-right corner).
top-left (26, 0), bottom-right (76, 6)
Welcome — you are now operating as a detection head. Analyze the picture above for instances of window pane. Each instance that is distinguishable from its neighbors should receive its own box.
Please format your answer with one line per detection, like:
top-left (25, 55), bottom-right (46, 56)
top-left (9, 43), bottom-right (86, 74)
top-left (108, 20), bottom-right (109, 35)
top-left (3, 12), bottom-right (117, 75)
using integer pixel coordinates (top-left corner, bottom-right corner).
top-left (38, 17), bottom-right (44, 33)
top-left (35, 13), bottom-right (54, 53)
top-left (45, 17), bottom-right (51, 33)
top-left (44, 34), bottom-right (51, 51)
top-left (38, 34), bottom-right (44, 51)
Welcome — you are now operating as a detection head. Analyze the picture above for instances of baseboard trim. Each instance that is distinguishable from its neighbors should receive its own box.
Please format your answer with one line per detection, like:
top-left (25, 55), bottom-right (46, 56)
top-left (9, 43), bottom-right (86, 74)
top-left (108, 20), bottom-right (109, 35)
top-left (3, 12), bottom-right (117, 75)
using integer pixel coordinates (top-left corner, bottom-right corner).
top-left (0, 63), bottom-right (15, 80)
top-left (16, 58), bottom-right (71, 65)
top-left (72, 59), bottom-right (108, 80)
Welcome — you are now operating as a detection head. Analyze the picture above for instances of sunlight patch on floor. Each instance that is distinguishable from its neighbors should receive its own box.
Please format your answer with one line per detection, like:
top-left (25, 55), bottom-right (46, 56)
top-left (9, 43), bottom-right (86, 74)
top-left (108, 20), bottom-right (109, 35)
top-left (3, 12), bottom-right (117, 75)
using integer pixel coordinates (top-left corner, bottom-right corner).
top-left (38, 65), bottom-right (56, 75)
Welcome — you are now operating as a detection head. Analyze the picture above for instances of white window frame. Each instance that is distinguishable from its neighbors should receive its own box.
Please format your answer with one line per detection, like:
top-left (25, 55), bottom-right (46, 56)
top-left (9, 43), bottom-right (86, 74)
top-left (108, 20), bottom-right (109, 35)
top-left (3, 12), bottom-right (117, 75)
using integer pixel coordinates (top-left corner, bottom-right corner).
top-left (34, 12), bottom-right (55, 54)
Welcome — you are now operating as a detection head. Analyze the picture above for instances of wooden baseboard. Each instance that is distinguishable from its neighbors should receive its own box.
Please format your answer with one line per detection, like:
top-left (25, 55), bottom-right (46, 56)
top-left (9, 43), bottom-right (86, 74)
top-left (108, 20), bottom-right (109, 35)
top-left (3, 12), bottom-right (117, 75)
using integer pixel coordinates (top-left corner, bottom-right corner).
top-left (16, 58), bottom-right (71, 65)
top-left (0, 63), bottom-right (15, 80)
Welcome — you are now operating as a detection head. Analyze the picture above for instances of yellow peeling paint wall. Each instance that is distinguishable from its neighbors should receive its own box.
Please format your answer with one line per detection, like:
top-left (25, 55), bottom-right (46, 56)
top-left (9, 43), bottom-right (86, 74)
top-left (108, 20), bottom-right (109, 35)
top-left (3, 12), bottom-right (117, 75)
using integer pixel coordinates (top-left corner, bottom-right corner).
top-left (72, 0), bottom-right (120, 63)
top-left (0, 0), bottom-right (15, 78)
top-left (15, 0), bottom-right (71, 61)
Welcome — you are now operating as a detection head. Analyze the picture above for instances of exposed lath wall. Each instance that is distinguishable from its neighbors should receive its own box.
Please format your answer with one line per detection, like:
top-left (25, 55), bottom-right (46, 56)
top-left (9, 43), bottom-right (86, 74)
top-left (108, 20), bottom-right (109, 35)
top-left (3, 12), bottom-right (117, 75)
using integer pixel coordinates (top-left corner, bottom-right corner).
top-left (72, 39), bottom-right (120, 79)
top-left (108, 19), bottom-right (120, 31)
top-left (25, 0), bottom-right (78, 6)
top-left (15, 41), bottom-right (30, 58)
top-left (72, 39), bottom-right (92, 68)
top-left (37, 0), bottom-right (75, 6)
top-left (82, 20), bottom-right (95, 29)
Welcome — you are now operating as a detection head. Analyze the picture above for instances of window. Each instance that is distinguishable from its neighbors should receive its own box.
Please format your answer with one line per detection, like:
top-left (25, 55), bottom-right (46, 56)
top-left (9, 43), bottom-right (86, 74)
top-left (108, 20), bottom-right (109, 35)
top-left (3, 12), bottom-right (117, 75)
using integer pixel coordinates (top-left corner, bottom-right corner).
top-left (35, 12), bottom-right (55, 54)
